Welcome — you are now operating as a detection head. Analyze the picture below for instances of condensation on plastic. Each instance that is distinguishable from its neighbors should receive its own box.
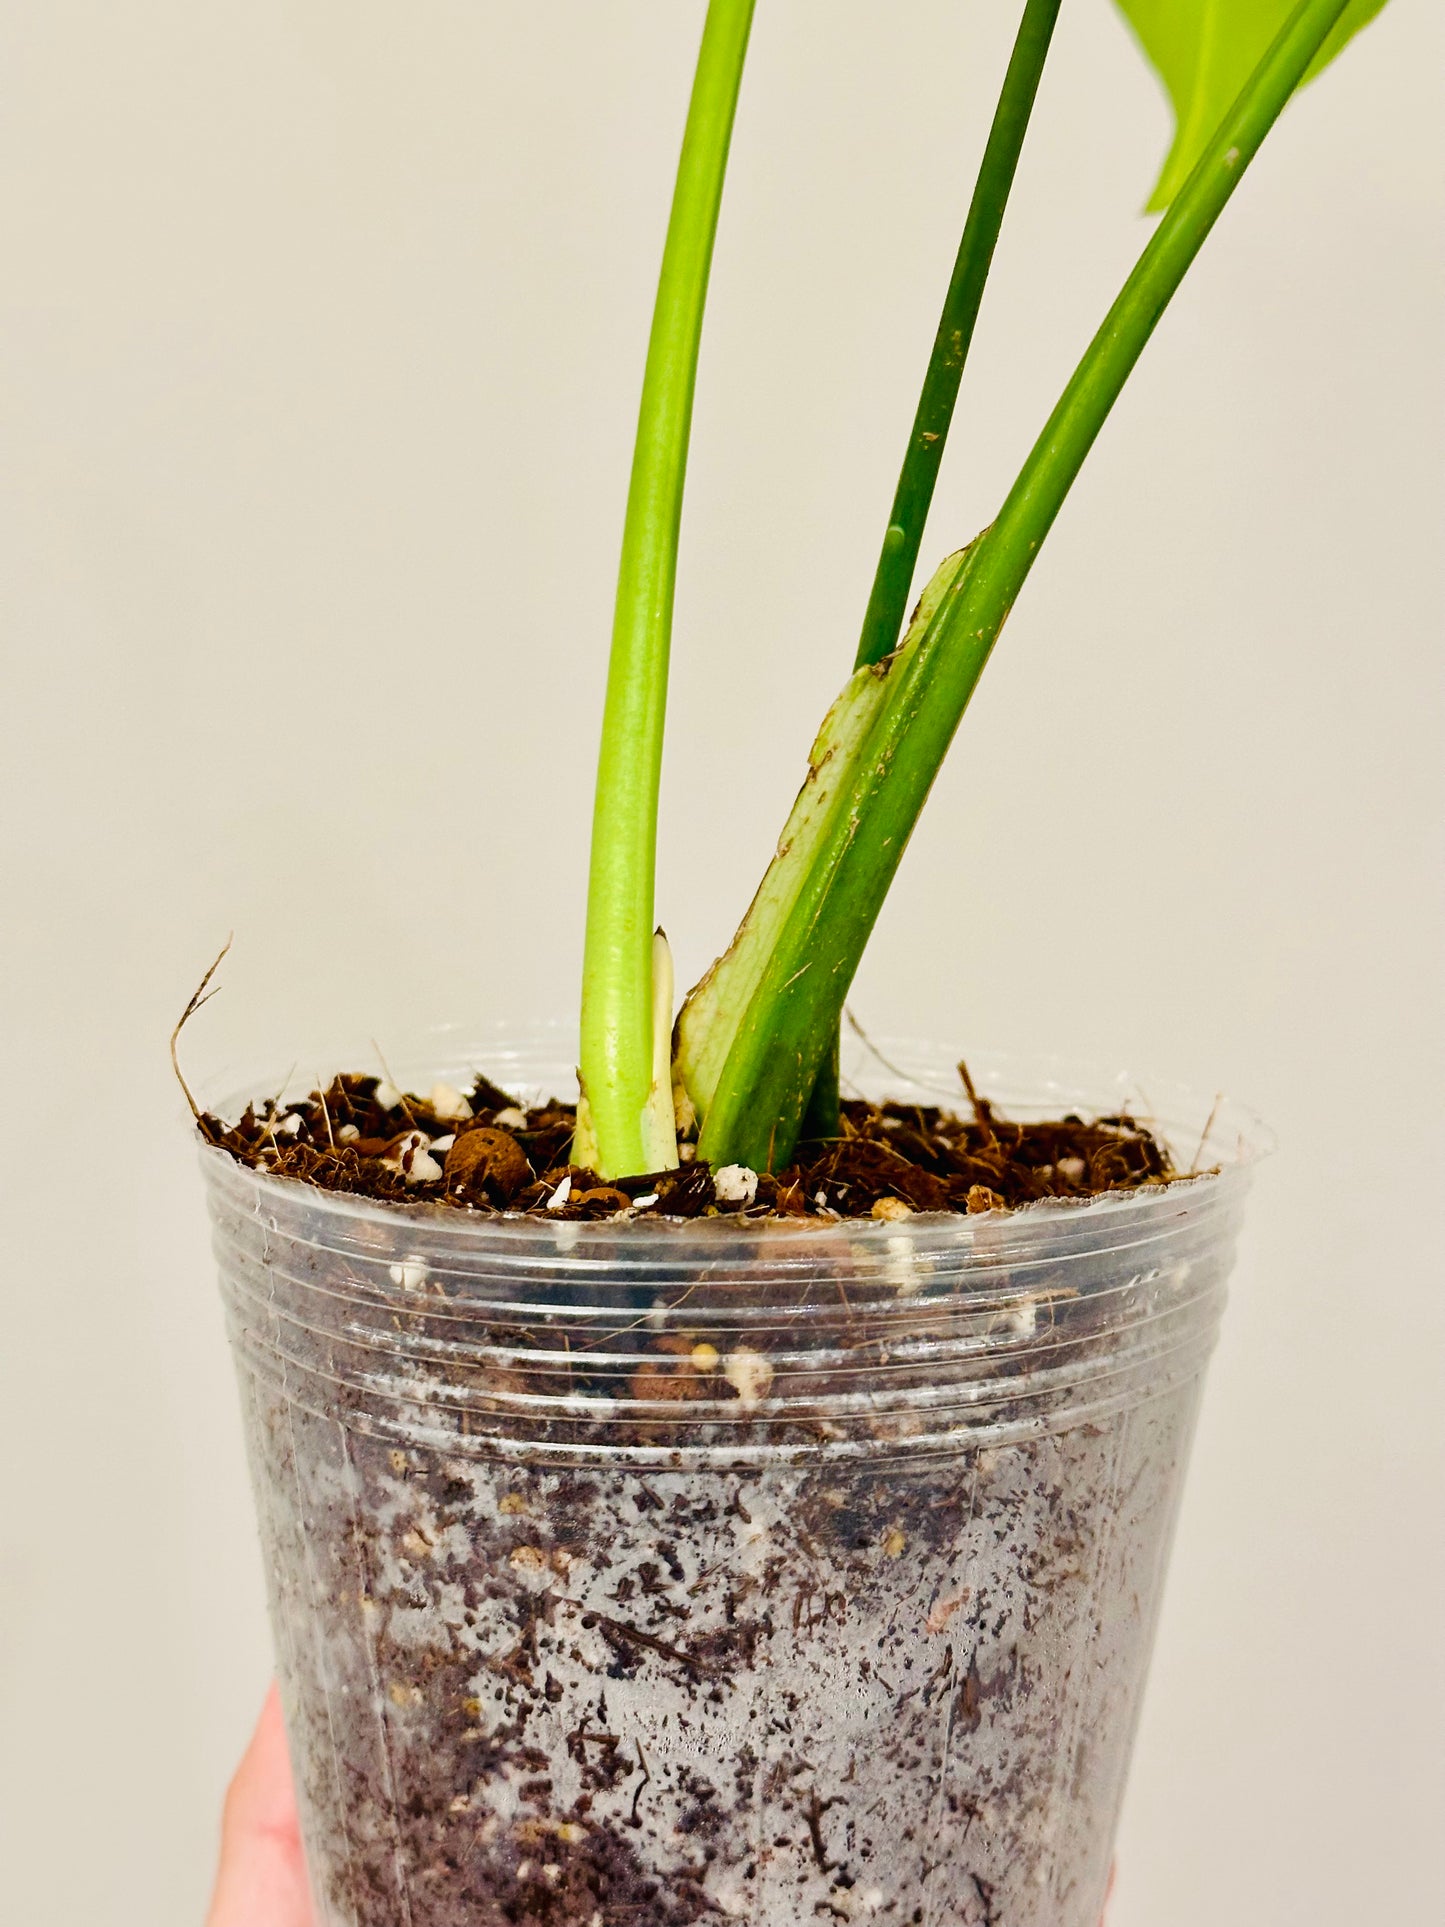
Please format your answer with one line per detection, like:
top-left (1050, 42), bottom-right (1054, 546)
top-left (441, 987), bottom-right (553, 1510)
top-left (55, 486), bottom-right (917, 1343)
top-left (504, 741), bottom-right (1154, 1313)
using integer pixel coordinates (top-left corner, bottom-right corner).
top-left (203, 1026), bottom-right (1266, 1927)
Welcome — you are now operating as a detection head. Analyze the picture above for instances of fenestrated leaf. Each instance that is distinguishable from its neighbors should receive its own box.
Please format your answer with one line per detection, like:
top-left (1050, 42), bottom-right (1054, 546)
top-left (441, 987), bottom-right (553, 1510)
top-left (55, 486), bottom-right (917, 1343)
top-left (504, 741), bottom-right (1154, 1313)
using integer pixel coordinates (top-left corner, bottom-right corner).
top-left (1115, 0), bottom-right (1389, 210)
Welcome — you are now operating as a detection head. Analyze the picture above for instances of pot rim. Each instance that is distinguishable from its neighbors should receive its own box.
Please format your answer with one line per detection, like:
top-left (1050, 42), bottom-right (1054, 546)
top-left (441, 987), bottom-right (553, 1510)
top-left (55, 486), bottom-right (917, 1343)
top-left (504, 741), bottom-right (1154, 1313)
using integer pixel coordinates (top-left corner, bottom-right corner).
top-left (195, 1019), bottom-right (1271, 1258)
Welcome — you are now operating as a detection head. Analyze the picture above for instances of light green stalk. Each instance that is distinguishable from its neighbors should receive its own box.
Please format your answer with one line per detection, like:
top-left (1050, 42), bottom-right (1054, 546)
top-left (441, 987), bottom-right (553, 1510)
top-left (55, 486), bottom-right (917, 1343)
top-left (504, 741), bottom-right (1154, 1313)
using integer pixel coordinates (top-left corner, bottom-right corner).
top-left (578, 0), bottom-right (755, 1177)
top-left (695, 0), bottom-right (1353, 1173)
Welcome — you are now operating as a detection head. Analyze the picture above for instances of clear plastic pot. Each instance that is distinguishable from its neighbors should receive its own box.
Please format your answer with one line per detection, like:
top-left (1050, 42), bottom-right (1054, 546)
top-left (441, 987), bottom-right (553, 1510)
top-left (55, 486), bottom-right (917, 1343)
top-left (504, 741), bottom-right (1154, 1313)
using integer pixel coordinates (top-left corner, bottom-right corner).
top-left (202, 1027), bottom-right (1263, 1927)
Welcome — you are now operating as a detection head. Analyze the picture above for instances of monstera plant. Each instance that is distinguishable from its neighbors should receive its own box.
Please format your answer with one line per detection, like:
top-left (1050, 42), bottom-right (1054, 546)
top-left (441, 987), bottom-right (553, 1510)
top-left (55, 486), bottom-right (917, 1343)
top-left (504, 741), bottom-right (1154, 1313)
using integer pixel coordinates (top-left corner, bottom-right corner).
top-left (199, 8), bottom-right (1397, 1925)
top-left (574, 0), bottom-right (1389, 1180)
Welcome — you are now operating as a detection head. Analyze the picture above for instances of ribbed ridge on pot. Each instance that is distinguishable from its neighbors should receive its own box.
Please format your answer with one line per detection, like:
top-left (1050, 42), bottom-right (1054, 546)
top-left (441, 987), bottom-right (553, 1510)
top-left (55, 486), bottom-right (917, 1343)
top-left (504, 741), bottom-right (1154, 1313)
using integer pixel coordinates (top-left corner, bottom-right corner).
top-left (202, 1033), bottom-right (1259, 1469)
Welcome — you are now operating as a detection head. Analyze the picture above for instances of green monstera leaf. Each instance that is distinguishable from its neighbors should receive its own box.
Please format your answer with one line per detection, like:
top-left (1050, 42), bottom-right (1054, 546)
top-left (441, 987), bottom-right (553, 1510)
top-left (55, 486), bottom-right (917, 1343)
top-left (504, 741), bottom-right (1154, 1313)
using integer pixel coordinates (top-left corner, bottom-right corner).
top-left (1116, 0), bottom-right (1390, 209)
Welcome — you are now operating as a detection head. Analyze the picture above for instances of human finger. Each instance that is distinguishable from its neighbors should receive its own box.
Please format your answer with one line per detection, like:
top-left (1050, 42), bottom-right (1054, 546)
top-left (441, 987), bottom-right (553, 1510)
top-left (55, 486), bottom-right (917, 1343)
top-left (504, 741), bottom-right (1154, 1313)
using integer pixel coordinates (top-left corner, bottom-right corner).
top-left (205, 1684), bottom-right (314, 1927)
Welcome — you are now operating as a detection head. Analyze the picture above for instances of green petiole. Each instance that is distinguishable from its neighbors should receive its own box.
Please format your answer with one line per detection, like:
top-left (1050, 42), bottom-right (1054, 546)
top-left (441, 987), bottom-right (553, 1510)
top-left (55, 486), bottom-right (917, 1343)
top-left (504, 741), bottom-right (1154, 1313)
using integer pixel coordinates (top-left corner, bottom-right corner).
top-left (805, 0), bottom-right (1064, 1142)
top-left (695, 0), bottom-right (1354, 1173)
top-left (577, 0), bottom-right (755, 1178)
top-left (855, 0), bottom-right (1064, 674)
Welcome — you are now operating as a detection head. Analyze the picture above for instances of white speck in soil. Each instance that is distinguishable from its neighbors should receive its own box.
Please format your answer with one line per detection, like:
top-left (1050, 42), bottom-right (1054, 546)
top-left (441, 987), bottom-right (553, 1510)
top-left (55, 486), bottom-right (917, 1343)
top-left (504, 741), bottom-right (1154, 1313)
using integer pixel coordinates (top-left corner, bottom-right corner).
top-left (429, 1082), bottom-right (474, 1122)
top-left (713, 1164), bottom-right (758, 1206)
top-left (724, 1347), bottom-right (774, 1406)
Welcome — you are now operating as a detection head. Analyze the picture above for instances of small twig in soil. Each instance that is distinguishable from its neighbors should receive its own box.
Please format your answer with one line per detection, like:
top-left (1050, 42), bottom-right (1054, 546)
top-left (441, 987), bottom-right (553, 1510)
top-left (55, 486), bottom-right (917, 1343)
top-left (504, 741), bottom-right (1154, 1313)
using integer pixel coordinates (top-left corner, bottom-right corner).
top-left (169, 935), bottom-right (233, 1120)
top-left (802, 1788), bottom-right (842, 1874)
top-left (257, 1069), bottom-right (296, 1160)
top-left (576, 1604), bottom-right (703, 1680)
top-left (957, 1058), bottom-right (998, 1145)
top-left (831, 1271), bottom-right (857, 1323)
top-left (370, 1039), bottom-right (418, 1125)
top-left (629, 1740), bottom-right (653, 1828)
top-left (1189, 1091), bottom-right (1224, 1175)
top-left (686, 1561), bottom-right (723, 1598)
top-left (844, 1005), bottom-right (935, 1100)
top-left (570, 1284), bottom-right (702, 1354)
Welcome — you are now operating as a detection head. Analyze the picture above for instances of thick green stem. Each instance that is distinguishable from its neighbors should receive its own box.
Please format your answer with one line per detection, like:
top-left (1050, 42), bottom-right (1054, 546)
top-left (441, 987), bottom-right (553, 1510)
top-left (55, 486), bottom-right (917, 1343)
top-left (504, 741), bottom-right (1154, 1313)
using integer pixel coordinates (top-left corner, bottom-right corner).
top-left (855, 0), bottom-right (1064, 672)
top-left (802, 0), bottom-right (1061, 1145)
top-left (697, 0), bottom-right (1352, 1173)
top-left (579, 0), bottom-right (755, 1178)
top-left (799, 1030), bottom-right (842, 1144)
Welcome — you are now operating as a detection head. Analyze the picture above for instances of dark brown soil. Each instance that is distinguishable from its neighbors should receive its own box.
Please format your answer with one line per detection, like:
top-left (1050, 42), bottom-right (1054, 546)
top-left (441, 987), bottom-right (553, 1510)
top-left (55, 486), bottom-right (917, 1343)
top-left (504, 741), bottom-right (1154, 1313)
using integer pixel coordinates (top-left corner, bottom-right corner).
top-left (198, 1063), bottom-right (1176, 1220)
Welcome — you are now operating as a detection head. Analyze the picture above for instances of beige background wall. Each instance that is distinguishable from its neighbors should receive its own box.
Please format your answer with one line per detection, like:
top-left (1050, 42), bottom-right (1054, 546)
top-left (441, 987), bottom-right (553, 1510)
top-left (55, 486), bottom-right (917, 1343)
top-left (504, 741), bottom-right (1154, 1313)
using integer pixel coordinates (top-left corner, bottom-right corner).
top-left (2, 2), bottom-right (1441, 1921)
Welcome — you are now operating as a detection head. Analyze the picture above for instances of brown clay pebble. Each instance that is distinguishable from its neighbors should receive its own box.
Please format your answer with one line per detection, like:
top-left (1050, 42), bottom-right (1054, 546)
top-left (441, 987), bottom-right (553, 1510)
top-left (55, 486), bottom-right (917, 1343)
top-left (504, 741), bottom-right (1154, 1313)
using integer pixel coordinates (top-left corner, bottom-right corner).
top-left (443, 1126), bottom-right (532, 1204)
top-left (570, 1185), bottom-right (635, 1214)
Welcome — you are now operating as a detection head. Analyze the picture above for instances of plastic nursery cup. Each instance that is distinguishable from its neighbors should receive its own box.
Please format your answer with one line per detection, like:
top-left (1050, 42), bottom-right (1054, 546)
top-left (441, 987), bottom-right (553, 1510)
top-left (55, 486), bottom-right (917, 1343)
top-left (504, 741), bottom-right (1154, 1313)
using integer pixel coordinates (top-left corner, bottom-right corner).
top-left (202, 1027), bottom-right (1263, 1927)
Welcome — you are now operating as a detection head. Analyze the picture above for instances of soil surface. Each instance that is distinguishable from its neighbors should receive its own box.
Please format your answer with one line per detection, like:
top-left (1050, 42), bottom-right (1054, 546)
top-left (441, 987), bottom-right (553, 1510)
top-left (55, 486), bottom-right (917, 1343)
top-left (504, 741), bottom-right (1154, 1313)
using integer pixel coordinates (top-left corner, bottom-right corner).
top-left (199, 1064), bottom-right (1176, 1220)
